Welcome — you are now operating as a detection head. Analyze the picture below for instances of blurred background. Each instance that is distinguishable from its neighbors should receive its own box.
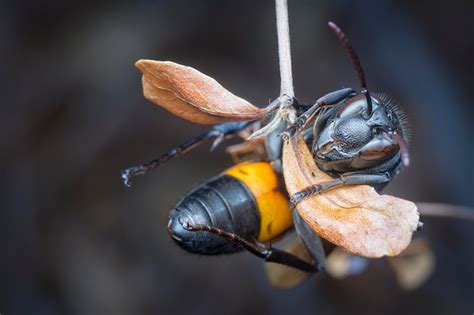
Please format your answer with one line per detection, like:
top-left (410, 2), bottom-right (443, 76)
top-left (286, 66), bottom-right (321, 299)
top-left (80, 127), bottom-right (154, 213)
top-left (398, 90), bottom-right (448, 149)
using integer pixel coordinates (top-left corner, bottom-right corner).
top-left (1, 0), bottom-right (473, 314)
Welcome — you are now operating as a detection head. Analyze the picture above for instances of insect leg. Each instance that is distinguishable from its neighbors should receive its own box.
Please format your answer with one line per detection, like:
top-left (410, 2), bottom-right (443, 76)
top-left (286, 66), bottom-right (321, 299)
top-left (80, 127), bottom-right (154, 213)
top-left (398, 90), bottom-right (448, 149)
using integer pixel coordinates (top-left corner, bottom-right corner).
top-left (183, 223), bottom-right (321, 273)
top-left (290, 172), bottom-right (391, 204)
top-left (121, 121), bottom-right (253, 186)
top-left (292, 208), bottom-right (326, 271)
top-left (281, 88), bottom-right (356, 140)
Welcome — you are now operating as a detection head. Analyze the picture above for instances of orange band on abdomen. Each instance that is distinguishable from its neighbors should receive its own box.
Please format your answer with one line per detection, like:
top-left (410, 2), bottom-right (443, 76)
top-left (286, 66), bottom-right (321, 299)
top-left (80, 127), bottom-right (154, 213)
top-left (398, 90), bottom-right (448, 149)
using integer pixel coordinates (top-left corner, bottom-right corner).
top-left (224, 162), bottom-right (292, 241)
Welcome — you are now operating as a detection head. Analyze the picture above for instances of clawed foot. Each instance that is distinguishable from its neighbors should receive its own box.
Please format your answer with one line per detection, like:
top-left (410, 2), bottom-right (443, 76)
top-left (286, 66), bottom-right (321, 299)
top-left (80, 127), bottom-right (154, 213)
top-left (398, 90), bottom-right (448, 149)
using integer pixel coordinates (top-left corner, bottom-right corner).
top-left (121, 165), bottom-right (148, 187)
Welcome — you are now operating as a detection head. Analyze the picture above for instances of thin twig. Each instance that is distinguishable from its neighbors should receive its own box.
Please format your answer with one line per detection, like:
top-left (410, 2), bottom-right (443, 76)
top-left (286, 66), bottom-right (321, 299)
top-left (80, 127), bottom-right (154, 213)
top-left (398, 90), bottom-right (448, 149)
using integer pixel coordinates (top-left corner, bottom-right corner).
top-left (247, 0), bottom-right (296, 140)
top-left (417, 203), bottom-right (474, 221)
top-left (275, 0), bottom-right (294, 97)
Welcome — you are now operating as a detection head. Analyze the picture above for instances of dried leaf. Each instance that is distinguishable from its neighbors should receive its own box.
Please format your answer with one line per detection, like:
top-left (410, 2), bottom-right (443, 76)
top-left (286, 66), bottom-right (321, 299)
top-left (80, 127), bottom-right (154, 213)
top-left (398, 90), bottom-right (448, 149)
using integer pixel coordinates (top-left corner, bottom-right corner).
top-left (325, 247), bottom-right (368, 279)
top-left (282, 136), bottom-right (420, 258)
top-left (387, 238), bottom-right (435, 290)
top-left (136, 60), bottom-right (265, 124)
top-left (264, 236), bottom-right (312, 289)
top-left (140, 74), bottom-right (233, 124)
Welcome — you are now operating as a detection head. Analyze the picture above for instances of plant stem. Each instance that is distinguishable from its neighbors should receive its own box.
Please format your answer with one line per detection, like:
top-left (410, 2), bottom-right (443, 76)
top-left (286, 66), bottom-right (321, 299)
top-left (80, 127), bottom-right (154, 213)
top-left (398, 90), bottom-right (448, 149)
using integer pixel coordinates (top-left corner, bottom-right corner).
top-left (275, 0), bottom-right (294, 98)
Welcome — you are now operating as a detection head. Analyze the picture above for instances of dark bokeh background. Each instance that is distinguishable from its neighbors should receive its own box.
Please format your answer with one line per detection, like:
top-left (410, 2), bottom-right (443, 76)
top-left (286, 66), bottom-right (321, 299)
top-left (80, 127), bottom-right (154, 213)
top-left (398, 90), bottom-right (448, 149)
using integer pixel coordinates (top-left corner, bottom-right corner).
top-left (1, 1), bottom-right (473, 314)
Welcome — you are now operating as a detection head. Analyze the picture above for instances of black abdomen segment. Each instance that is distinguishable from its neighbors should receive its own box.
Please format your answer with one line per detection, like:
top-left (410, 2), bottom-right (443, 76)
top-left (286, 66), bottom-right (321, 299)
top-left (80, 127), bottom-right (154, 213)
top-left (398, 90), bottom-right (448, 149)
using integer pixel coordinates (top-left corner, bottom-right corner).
top-left (167, 175), bottom-right (260, 254)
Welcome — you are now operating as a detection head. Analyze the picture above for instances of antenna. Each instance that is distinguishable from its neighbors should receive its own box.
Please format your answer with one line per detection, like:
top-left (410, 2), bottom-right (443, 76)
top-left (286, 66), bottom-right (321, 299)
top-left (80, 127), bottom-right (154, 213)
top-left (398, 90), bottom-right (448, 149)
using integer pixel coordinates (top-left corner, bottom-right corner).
top-left (328, 21), bottom-right (372, 115)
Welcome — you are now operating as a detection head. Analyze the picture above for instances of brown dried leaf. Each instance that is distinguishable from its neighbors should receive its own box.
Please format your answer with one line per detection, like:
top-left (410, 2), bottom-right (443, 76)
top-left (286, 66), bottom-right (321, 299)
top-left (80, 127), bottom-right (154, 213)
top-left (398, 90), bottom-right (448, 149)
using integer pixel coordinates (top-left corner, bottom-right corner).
top-left (264, 236), bottom-right (312, 289)
top-left (325, 247), bottom-right (368, 279)
top-left (282, 136), bottom-right (420, 258)
top-left (387, 238), bottom-right (435, 290)
top-left (136, 60), bottom-right (265, 124)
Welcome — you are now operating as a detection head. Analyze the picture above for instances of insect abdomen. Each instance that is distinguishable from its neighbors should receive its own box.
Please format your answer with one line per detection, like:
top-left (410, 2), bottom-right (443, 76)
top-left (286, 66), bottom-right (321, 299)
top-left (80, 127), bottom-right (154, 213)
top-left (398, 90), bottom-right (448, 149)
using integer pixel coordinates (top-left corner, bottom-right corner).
top-left (224, 162), bottom-right (292, 242)
top-left (167, 162), bottom-right (292, 254)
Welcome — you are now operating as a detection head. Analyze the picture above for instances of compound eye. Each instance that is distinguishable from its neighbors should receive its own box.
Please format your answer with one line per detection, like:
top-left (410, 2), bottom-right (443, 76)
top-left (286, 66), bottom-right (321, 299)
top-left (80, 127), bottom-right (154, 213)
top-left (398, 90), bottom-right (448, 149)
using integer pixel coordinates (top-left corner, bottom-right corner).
top-left (359, 137), bottom-right (398, 161)
top-left (334, 117), bottom-right (371, 150)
